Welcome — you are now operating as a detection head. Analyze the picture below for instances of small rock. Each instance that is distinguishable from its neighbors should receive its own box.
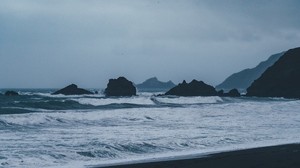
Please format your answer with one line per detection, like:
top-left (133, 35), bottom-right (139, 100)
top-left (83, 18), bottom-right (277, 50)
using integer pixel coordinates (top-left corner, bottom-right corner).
top-left (52, 84), bottom-right (94, 95)
top-left (4, 91), bottom-right (19, 96)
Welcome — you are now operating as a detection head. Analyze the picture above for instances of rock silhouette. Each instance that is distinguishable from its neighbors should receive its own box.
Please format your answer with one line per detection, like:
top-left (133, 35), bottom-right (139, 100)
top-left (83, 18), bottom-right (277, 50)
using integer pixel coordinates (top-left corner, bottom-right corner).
top-left (165, 80), bottom-right (218, 96)
top-left (247, 47), bottom-right (300, 99)
top-left (216, 52), bottom-right (284, 91)
top-left (52, 84), bottom-right (94, 95)
top-left (4, 91), bottom-right (19, 96)
top-left (136, 77), bottom-right (175, 92)
top-left (105, 77), bottom-right (136, 96)
top-left (222, 89), bottom-right (241, 97)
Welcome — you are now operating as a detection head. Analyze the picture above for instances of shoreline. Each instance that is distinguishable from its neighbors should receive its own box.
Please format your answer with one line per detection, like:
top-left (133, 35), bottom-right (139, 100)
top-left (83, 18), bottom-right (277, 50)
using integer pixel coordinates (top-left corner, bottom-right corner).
top-left (94, 143), bottom-right (300, 168)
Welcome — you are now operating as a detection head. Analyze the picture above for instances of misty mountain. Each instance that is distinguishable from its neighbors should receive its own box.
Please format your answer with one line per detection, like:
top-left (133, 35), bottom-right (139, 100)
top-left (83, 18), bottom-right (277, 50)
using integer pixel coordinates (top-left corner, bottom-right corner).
top-left (216, 52), bottom-right (285, 91)
top-left (247, 47), bottom-right (300, 98)
top-left (136, 77), bottom-right (176, 92)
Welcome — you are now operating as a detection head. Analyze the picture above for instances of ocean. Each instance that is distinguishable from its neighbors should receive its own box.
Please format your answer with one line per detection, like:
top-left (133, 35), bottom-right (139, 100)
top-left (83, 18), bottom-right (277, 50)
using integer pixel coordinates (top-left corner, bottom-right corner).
top-left (0, 89), bottom-right (300, 167)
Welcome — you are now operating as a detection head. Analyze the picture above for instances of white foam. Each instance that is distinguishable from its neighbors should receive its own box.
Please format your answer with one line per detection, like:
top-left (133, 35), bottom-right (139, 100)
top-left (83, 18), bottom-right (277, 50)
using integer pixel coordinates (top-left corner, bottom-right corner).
top-left (154, 96), bottom-right (223, 104)
top-left (19, 91), bottom-right (105, 98)
top-left (1, 98), bottom-right (300, 168)
top-left (73, 97), bottom-right (155, 106)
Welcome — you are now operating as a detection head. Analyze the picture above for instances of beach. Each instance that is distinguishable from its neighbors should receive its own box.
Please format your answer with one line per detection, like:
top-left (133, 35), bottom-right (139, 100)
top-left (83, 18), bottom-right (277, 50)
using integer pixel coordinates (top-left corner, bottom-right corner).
top-left (97, 143), bottom-right (300, 168)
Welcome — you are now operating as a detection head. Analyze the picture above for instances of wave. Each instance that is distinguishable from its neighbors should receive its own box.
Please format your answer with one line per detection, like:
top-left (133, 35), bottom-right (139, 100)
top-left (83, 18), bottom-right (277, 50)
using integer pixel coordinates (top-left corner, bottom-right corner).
top-left (0, 91), bottom-right (241, 115)
top-left (19, 91), bottom-right (105, 98)
top-left (72, 97), bottom-right (155, 106)
top-left (0, 109), bottom-right (157, 127)
top-left (4, 90), bottom-right (297, 116)
top-left (0, 101), bottom-right (152, 115)
top-left (152, 96), bottom-right (224, 105)
top-left (1, 94), bottom-right (300, 168)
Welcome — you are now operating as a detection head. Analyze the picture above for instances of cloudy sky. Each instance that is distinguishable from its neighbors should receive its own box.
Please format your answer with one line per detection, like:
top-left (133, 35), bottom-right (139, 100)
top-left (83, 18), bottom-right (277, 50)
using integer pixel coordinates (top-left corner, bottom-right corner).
top-left (1, 0), bottom-right (300, 88)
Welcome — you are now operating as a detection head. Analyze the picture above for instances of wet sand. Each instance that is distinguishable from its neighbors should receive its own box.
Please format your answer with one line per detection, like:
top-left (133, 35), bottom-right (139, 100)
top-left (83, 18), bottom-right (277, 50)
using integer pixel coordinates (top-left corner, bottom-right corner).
top-left (96, 143), bottom-right (300, 168)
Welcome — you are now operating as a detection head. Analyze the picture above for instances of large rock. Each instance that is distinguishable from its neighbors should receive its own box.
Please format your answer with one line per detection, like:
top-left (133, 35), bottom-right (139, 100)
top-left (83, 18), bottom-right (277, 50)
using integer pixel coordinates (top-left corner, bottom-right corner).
top-left (165, 80), bottom-right (218, 96)
top-left (4, 91), bottom-right (19, 96)
top-left (52, 84), bottom-right (94, 95)
top-left (136, 77), bottom-right (176, 92)
top-left (246, 47), bottom-right (300, 99)
top-left (216, 52), bottom-right (284, 92)
top-left (104, 77), bottom-right (136, 96)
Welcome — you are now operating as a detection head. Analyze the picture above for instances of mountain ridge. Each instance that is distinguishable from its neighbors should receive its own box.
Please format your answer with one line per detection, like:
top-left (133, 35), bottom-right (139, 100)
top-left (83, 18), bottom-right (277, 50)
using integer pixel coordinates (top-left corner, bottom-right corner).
top-left (216, 52), bottom-right (285, 91)
top-left (246, 47), bottom-right (300, 98)
top-left (136, 77), bottom-right (176, 92)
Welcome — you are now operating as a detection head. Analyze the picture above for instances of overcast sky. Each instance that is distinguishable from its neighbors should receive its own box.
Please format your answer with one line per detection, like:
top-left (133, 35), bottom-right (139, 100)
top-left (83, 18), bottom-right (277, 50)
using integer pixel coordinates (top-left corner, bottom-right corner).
top-left (1, 0), bottom-right (300, 88)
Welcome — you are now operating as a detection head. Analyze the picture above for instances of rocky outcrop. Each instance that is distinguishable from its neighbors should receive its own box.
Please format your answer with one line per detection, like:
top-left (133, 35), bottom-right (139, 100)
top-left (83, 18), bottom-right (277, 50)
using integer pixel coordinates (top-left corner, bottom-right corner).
top-left (52, 84), bottom-right (94, 95)
top-left (4, 91), bottom-right (19, 96)
top-left (217, 90), bottom-right (224, 96)
top-left (216, 52), bottom-right (284, 91)
top-left (165, 80), bottom-right (218, 96)
top-left (104, 77), bottom-right (136, 96)
top-left (246, 47), bottom-right (300, 99)
top-left (136, 77), bottom-right (175, 92)
top-left (221, 89), bottom-right (241, 97)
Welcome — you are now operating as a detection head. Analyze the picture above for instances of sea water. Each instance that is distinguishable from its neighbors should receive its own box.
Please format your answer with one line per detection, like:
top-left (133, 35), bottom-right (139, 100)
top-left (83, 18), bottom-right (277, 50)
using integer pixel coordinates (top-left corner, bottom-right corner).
top-left (0, 89), bottom-right (300, 167)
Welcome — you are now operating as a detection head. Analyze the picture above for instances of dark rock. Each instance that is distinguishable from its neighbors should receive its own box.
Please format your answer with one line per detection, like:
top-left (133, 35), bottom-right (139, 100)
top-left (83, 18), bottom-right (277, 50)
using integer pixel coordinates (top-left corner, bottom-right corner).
top-left (165, 80), bottom-right (218, 96)
top-left (222, 89), bottom-right (241, 97)
top-left (217, 89), bottom-right (241, 97)
top-left (4, 91), bottom-right (19, 96)
top-left (217, 90), bottom-right (224, 96)
top-left (105, 77), bottom-right (136, 97)
top-left (136, 77), bottom-right (176, 92)
top-left (246, 47), bottom-right (300, 99)
top-left (216, 52), bottom-right (285, 92)
top-left (52, 84), bottom-right (94, 95)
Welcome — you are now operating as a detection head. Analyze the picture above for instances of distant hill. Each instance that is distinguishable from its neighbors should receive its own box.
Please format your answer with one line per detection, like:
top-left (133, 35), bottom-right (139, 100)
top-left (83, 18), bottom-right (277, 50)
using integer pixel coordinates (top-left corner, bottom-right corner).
top-left (136, 77), bottom-right (176, 92)
top-left (216, 52), bottom-right (285, 91)
top-left (247, 47), bottom-right (300, 99)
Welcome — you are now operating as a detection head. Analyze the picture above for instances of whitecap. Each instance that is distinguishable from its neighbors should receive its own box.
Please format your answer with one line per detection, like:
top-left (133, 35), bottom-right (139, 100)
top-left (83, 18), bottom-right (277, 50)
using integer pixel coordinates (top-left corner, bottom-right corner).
top-left (72, 97), bottom-right (155, 106)
top-left (153, 96), bottom-right (223, 105)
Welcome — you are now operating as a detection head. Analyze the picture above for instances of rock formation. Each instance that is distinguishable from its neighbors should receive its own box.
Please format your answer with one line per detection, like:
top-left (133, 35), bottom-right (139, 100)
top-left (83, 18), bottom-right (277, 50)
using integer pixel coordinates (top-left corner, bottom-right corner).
top-left (216, 52), bottom-right (284, 91)
top-left (222, 89), bottom-right (241, 97)
top-left (105, 77), bottom-right (136, 96)
top-left (4, 91), bottom-right (19, 96)
top-left (246, 47), bottom-right (300, 99)
top-left (165, 80), bottom-right (218, 96)
top-left (52, 84), bottom-right (94, 95)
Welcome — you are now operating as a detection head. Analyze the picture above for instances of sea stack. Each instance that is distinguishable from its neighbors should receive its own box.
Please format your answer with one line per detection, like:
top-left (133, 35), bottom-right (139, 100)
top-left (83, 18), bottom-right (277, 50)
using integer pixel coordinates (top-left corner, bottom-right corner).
top-left (4, 91), bottom-right (19, 96)
top-left (52, 84), bottom-right (94, 95)
top-left (104, 77), bottom-right (136, 97)
top-left (246, 47), bottom-right (300, 99)
top-left (165, 80), bottom-right (218, 96)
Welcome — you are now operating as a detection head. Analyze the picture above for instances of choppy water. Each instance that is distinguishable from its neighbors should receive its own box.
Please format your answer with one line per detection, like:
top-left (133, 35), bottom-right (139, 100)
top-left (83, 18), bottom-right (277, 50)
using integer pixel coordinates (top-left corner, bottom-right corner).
top-left (0, 89), bottom-right (300, 167)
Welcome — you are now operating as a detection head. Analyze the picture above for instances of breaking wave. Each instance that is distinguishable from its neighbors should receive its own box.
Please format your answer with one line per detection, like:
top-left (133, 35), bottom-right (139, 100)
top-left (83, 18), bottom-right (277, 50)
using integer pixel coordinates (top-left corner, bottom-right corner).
top-left (1, 89), bottom-right (300, 167)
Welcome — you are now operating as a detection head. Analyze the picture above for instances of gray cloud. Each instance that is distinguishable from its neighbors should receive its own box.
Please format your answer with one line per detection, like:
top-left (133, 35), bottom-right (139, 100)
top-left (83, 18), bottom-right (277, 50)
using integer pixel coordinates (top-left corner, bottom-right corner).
top-left (1, 0), bottom-right (300, 88)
